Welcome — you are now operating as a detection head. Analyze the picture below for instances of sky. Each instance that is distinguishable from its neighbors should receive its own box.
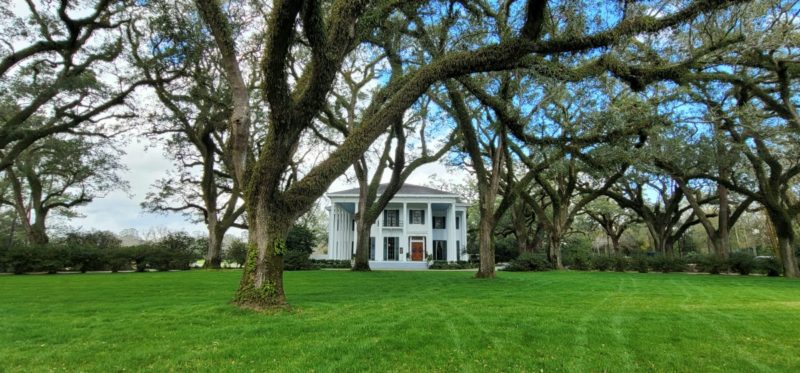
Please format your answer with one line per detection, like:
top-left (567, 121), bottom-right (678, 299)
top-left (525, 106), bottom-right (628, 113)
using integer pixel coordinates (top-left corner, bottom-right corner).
top-left (70, 138), bottom-right (468, 237)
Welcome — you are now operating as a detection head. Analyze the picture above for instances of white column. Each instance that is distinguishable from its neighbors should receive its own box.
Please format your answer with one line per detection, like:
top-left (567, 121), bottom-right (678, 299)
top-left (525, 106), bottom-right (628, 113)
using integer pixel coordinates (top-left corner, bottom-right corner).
top-left (447, 202), bottom-right (456, 261)
top-left (327, 204), bottom-right (334, 259)
top-left (462, 209), bottom-right (468, 260)
top-left (352, 204), bottom-right (358, 260)
top-left (426, 202), bottom-right (433, 258)
top-left (401, 202), bottom-right (407, 261)
top-left (376, 211), bottom-right (384, 261)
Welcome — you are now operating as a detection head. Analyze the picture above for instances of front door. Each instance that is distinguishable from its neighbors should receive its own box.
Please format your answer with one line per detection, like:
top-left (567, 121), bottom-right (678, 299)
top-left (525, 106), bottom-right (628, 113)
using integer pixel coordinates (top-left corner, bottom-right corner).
top-left (411, 241), bottom-right (424, 261)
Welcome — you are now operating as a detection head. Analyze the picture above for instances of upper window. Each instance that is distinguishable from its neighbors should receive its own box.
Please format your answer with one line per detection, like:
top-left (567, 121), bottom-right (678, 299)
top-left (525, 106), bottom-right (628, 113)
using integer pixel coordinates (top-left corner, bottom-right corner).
top-left (433, 216), bottom-right (446, 229)
top-left (384, 210), bottom-right (400, 227)
top-left (456, 216), bottom-right (460, 230)
top-left (409, 209), bottom-right (425, 224)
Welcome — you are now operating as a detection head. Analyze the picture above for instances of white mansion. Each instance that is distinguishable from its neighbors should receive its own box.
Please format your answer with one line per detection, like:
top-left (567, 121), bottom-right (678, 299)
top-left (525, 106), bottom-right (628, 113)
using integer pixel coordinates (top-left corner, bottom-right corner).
top-left (327, 184), bottom-right (469, 269)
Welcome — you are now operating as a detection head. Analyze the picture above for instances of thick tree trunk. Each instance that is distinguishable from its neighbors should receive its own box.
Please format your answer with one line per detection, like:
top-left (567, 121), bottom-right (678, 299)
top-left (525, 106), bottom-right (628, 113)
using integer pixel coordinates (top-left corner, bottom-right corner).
top-left (548, 230), bottom-right (564, 269)
top-left (28, 212), bottom-right (49, 245)
top-left (710, 235), bottom-right (728, 260)
top-left (768, 210), bottom-right (799, 278)
top-left (233, 204), bottom-right (289, 309)
top-left (352, 219), bottom-right (372, 271)
top-left (517, 235), bottom-right (529, 254)
top-left (777, 236), bottom-right (799, 278)
top-left (475, 214), bottom-right (496, 278)
top-left (611, 235), bottom-right (621, 255)
top-left (716, 183), bottom-right (731, 259)
top-left (203, 222), bottom-right (223, 269)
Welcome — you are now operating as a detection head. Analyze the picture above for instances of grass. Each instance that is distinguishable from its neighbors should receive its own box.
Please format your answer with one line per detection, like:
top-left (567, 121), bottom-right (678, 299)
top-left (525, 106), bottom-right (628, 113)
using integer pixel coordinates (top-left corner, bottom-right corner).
top-left (1, 270), bottom-right (799, 372)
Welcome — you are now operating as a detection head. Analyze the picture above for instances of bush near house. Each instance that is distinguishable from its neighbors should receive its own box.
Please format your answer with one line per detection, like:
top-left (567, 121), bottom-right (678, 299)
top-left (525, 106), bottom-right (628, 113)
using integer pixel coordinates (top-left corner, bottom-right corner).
top-left (429, 260), bottom-right (477, 270)
top-left (309, 259), bottom-right (351, 269)
top-left (283, 225), bottom-right (317, 271)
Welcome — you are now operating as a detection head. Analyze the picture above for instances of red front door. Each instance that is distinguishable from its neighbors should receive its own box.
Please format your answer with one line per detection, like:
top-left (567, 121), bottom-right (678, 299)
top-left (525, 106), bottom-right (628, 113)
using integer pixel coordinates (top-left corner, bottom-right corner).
top-left (411, 241), bottom-right (424, 261)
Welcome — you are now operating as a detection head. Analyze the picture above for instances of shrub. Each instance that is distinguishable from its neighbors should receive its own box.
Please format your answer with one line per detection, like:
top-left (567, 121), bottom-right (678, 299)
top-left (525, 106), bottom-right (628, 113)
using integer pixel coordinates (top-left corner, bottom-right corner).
top-left (591, 255), bottom-right (614, 272)
top-left (156, 232), bottom-right (201, 270)
top-left (650, 256), bottom-right (687, 273)
top-left (284, 249), bottom-right (315, 270)
top-left (127, 244), bottom-right (151, 272)
top-left (728, 252), bottom-right (756, 275)
top-left (39, 245), bottom-right (68, 274)
top-left (755, 256), bottom-right (781, 277)
top-left (65, 245), bottom-right (106, 273)
top-left (612, 255), bottom-right (629, 272)
top-left (4, 245), bottom-right (43, 274)
top-left (570, 255), bottom-right (591, 271)
top-left (429, 260), bottom-right (476, 270)
top-left (693, 254), bottom-right (729, 275)
top-left (562, 235), bottom-right (592, 268)
top-left (504, 253), bottom-right (550, 272)
top-left (286, 225), bottom-right (317, 255)
top-left (225, 239), bottom-right (248, 266)
top-left (0, 246), bottom-right (7, 273)
top-left (631, 255), bottom-right (649, 273)
top-left (105, 247), bottom-right (133, 272)
top-left (310, 259), bottom-right (351, 269)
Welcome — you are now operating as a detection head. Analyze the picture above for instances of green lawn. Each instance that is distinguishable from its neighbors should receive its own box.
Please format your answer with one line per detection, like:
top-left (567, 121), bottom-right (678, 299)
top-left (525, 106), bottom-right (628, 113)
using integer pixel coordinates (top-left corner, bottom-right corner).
top-left (1, 270), bottom-right (799, 372)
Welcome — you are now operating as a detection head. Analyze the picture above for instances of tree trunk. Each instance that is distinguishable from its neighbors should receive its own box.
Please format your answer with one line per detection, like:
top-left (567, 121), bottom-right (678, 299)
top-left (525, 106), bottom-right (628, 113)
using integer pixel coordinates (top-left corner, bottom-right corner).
top-left (28, 211), bottom-right (49, 245)
top-left (203, 221), bottom-right (223, 269)
top-left (530, 223), bottom-right (545, 253)
top-left (777, 236), bottom-right (799, 278)
top-left (475, 214), bottom-right (496, 278)
top-left (611, 235), bottom-right (621, 255)
top-left (716, 183), bottom-right (731, 259)
top-left (768, 210), bottom-right (799, 278)
top-left (233, 204), bottom-right (289, 309)
top-left (548, 230), bottom-right (564, 270)
top-left (352, 219), bottom-right (372, 271)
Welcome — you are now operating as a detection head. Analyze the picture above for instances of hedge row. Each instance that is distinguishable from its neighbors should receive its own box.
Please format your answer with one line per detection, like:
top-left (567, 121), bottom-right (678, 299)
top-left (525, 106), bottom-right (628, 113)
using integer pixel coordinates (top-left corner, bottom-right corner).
top-left (0, 243), bottom-right (199, 274)
top-left (504, 252), bottom-right (786, 276)
top-left (428, 260), bottom-right (477, 270)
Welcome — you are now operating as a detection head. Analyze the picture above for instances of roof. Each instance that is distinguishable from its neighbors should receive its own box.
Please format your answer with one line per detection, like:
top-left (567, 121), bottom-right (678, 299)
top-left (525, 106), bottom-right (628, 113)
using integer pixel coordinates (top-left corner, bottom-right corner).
top-left (328, 183), bottom-right (457, 197)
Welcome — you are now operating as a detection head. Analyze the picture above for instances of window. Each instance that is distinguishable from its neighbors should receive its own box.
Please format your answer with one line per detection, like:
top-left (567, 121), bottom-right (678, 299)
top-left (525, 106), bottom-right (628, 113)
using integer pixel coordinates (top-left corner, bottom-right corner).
top-left (433, 216), bottom-right (446, 229)
top-left (409, 209), bottom-right (425, 224)
top-left (384, 237), bottom-right (399, 261)
top-left (456, 216), bottom-right (460, 230)
top-left (384, 210), bottom-right (400, 227)
top-left (433, 240), bottom-right (447, 260)
top-left (369, 237), bottom-right (375, 260)
top-left (456, 240), bottom-right (461, 259)
top-left (352, 219), bottom-right (355, 231)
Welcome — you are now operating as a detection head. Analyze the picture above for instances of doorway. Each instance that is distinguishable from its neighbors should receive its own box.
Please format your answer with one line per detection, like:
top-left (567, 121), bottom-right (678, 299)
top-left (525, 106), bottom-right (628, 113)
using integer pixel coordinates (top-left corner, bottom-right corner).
top-left (409, 236), bottom-right (425, 261)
